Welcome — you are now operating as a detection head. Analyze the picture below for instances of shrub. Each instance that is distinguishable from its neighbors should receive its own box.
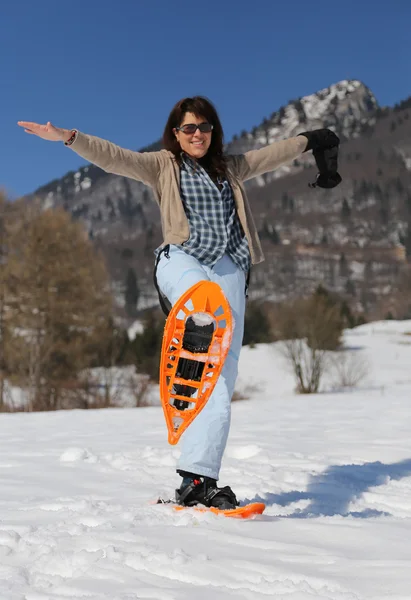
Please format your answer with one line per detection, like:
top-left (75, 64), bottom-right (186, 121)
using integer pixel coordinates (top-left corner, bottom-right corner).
top-left (275, 288), bottom-right (344, 393)
top-left (129, 309), bottom-right (165, 381)
top-left (243, 301), bottom-right (273, 346)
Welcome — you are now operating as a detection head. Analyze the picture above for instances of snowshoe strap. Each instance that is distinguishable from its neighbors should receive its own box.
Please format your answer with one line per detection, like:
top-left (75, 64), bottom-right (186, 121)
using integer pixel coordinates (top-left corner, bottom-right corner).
top-left (175, 481), bottom-right (199, 505)
top-left (204, 485), bottom-right (239, 506)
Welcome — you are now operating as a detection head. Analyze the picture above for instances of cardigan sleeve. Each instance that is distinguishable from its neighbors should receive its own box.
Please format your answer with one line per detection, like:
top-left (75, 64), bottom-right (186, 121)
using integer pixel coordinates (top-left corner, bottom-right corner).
top-left (228, 136), bottom-right (308, 182)
top-left (67, 131), bottom-right (162, 187)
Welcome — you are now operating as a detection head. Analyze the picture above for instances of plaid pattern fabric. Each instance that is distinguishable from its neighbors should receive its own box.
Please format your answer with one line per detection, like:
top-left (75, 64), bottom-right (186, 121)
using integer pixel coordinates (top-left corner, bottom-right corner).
top-left (177, 155), bottom-right (251, 272)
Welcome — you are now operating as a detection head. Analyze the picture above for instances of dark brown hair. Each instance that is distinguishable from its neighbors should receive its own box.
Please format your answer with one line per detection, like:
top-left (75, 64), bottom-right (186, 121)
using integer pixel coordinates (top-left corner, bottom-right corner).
top-left (162, 96), bottom-right (227, 180)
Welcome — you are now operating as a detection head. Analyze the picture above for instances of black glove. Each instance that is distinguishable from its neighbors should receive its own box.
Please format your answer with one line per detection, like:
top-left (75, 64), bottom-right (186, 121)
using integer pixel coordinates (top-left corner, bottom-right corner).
top-left (298, 128), bottom-right (340, 153)
top-left (298, 129), bottom-right (342, 189)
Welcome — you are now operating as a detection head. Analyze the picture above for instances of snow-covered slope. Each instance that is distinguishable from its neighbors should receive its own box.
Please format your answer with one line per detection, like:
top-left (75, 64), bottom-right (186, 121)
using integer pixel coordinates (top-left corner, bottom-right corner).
top-left (1, 321), bottom-right (411, 598)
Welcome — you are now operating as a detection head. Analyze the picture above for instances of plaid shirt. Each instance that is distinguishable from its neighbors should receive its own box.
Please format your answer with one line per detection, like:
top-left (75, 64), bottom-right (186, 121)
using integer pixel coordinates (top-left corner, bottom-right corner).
top-left (177, 155), bottom-right (251, 272)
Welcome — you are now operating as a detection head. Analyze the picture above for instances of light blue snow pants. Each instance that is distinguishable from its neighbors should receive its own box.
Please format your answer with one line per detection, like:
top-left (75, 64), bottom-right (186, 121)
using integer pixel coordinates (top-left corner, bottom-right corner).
top-left (155, 245), bottom-right (246, 480)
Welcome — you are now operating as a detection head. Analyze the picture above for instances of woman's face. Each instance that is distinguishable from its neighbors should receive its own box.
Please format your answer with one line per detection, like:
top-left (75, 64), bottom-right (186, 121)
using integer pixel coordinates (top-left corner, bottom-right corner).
top-left (174, 112), bottom-right (212, 159)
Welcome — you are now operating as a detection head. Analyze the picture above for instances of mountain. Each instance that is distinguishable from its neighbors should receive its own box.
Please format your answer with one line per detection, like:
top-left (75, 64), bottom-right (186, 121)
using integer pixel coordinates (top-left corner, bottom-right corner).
top-left (28, 80), bottom-right (411, 318)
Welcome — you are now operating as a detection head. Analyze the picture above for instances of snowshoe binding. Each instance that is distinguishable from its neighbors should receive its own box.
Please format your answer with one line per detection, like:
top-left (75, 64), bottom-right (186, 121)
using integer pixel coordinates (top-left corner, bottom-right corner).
top-left (175, 473), bottom-right (239, 510)
top-left (173, 315), bottom-right (215, 411)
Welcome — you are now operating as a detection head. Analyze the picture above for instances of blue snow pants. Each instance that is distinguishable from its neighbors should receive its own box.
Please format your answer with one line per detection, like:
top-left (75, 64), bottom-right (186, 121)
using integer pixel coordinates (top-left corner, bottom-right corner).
top-left (155, 245), bottom-right (246, 480)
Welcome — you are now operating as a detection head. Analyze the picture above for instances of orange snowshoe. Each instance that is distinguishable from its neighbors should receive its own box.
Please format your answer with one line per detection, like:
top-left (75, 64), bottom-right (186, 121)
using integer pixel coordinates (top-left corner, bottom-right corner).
top-left (159, 281), bottom-right (232, 445)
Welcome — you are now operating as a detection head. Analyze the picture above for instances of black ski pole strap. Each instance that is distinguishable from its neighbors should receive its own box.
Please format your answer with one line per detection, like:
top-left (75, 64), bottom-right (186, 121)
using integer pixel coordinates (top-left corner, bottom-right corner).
top-left (245, 267), bottom-right (251, 298)
top-left (153, 244), bottom-right (172, 316)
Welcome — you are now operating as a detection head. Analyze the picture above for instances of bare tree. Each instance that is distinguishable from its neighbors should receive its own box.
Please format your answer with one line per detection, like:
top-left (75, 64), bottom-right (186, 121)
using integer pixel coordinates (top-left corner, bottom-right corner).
top-left (9, 204), bottom-right (113, 410)
top-left (71, 366), bottom-right (150, 409)
top-left (0, 193), bottom-right (24, 410)
top-left (330, 350), bottom-right (370, 388)
top-left (276, 293), bottom-right (343, 394)
top-left (127, 371), bottom-right (150, 407)
top-left (0, 192), bottom-right (8, 410)
top-left (280, 337), bottom-right (327, 394)
top-left (379, 265), bottom-right (411, 319)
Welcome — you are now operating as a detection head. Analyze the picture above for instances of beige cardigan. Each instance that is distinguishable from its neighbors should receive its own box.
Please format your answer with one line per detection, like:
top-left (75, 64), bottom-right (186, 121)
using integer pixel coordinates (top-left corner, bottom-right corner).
top-left (69, 132), bottom-right (307, 264)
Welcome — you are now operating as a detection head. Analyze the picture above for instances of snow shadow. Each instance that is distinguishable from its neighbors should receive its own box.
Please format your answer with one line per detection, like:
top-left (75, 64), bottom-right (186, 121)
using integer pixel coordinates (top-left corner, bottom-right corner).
top-left (255, 458), bottom-right (411, 518)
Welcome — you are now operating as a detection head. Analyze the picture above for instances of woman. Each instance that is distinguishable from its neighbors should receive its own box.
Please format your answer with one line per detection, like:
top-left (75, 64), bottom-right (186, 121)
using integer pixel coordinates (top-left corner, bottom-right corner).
top-left (18, 97), bottom-right (339, 509)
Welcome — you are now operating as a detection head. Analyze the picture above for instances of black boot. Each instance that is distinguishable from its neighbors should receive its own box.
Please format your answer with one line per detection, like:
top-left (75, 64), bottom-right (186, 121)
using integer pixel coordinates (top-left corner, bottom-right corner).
top-left (173, 315), bottom-right (215, 409)
top-left (182, 315), bottom-right (214, 353)
top-left (176, 472), bottom-right (239, 510)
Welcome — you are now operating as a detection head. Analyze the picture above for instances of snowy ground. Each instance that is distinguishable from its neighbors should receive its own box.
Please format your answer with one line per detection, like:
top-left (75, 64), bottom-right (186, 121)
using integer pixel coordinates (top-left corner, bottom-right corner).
top-left (1, 321), bottom-right (411, 599)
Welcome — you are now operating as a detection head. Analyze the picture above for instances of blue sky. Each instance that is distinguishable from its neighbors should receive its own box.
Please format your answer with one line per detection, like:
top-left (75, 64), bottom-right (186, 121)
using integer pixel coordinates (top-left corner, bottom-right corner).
top-left (2, 0), bottom-right (410, 198)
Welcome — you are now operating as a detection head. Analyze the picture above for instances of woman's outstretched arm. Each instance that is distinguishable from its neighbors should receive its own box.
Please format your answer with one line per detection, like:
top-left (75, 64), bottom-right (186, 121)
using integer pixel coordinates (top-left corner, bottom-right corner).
top-left (228, 136), bottom-right (308, 182)
top-left (229, 129), bottom-right (341, 183)
top-left (17, 121), bottom-right (162, 187)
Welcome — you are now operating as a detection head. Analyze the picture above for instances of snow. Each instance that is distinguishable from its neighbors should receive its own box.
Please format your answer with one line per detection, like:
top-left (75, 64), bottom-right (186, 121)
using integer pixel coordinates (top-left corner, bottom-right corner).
top-left (81, 177), bottom-right (92, 190)
top-left (43, 190), bottom-right (54, 210)
top-left (248, 79), bottom-right (374, 157)
top-left (1, 320), bottom-right (411, 598)
top-left (191, 313), bottom-right (214, 326)
top-left (127, 320), bottom-right (144, 340)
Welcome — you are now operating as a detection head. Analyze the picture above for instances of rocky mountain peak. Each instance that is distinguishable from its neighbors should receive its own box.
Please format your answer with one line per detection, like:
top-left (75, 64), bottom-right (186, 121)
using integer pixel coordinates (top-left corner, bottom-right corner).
top-left (227, 80), bottom-right (379, 155)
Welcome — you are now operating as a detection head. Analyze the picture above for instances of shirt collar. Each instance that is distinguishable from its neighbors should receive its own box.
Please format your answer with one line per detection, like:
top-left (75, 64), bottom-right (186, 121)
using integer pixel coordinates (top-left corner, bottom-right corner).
top-left (181, 152), bottom-right (226, 187)
top-left (181, 152), bottom-right (199, 172)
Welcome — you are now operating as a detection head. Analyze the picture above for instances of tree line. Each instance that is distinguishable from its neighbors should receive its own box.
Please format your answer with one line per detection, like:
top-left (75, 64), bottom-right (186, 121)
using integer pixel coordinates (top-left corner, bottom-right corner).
top-left (0, 192), bottom-right (380, 410)
top-left (0, 193), bottom-right (122, 411)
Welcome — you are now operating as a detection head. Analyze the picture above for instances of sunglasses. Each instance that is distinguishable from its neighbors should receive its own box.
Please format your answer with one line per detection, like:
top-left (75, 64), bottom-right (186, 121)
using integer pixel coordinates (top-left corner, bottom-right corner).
top-left (176, 123), bottom-right (214, 135)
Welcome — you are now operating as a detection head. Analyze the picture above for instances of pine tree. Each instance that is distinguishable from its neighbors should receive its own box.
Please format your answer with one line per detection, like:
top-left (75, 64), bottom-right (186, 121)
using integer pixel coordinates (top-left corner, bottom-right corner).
top-left (243, 302), bottom-right (272, 346)
top-left (131, 310), bottom-right (164, 381)
top-left (261, 118), bottom-right (271, 144)
top-left (345, 279), bottom-right (356, 296)
top-left (339, 253), bottom-right (349, 278)
top-left (341, 198), bottom-right (351, 219)
top-left (125, 267), bottom-right (139, 317)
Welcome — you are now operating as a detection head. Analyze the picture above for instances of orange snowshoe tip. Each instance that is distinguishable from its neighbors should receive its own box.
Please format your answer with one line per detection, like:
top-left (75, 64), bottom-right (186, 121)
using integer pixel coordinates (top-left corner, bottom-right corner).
top-left (173, 502), bottom-right (266, 519)
top-left (160, 281), bottom-right (233, 445)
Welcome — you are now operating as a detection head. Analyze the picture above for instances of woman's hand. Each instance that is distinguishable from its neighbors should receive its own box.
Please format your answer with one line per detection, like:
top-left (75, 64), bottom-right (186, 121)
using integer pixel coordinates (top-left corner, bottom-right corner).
top-left (17, 121), bottom-right (72, 142)
top-left (298, 129), bottom-right (340, 153)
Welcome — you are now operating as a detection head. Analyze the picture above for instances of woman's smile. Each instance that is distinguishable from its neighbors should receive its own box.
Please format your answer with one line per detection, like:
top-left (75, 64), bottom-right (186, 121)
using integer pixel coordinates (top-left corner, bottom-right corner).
top-left (174, 112), bottom-right (212, 158)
